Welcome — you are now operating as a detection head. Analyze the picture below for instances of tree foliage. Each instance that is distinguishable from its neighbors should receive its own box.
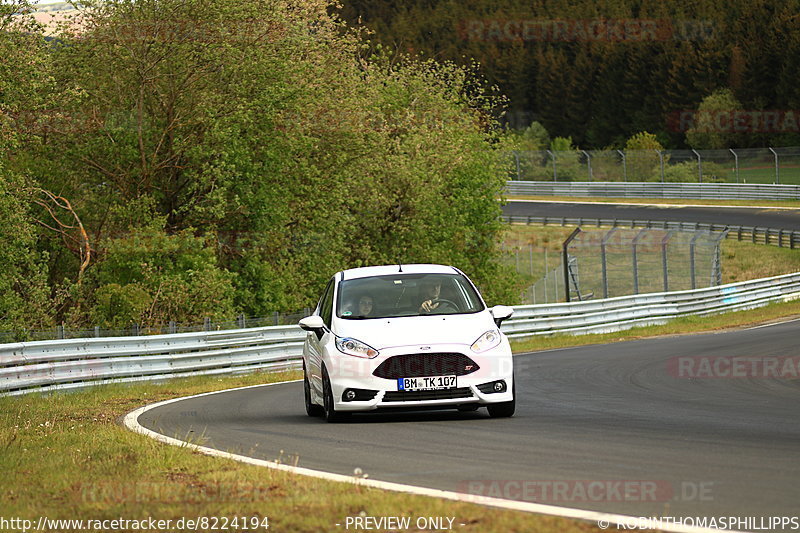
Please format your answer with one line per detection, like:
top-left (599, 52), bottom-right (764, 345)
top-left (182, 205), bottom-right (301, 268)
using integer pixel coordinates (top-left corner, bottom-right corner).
top-left (338, 0), bottom-right (800, 149)
top-left (2, 0), bottom-right (518, 334)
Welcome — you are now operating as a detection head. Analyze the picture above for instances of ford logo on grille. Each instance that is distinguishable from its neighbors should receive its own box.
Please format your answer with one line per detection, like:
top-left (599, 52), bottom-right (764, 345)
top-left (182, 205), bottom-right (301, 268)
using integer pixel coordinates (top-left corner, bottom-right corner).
top-left (419, 346), bottom-right (431, 351)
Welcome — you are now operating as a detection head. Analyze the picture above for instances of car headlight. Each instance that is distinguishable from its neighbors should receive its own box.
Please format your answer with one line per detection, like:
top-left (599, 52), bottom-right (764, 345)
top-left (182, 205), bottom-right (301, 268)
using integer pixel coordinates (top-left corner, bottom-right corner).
top-left (335, 337), bottom-right (379, 359)
top-left (471, 329), bottom-right (501, 353)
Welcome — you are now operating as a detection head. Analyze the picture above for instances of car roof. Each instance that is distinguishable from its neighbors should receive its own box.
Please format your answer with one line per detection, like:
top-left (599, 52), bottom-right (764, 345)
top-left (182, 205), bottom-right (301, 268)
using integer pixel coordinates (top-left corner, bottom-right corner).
top-left (339, 264), bottom-right (461, 280)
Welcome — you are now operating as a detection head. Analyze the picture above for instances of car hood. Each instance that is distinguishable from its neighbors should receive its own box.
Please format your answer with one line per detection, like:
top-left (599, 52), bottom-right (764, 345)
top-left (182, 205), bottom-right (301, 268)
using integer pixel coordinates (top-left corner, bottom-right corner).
top-left (333, 311), bottom-right (495, 350)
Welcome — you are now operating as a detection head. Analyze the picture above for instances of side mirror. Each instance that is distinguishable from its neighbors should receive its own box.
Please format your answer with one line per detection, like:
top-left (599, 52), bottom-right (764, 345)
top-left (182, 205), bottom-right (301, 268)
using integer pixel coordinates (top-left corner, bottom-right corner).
top-left (490, 305), bottom-right (514, 327)
top-left (298, 315), bottom-right (326, 340)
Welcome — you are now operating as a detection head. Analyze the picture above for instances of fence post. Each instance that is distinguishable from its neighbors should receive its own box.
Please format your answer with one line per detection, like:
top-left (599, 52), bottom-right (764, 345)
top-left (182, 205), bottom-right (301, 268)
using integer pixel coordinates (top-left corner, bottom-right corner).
top-left (689, 232), bottom-right (706, 289)
top-left (618, 149), bottom-right (627, 182)
top-left (657, 150), bottom-right (665, 182)
top-left (562, 228), bottom-right (581, 302)
top-left (769, 147), bottom-right (779, 184)
top-left (582, 150), bottom-right (592, 181)
top-left (632, 229), bottom-right (647, 295)
top-left (600, 228), bottom-right (616, 299)
top-left (692, 149), bottom-right (702, 183)
top-left (661, 231), bottom-right (674, 292)
top-left (204, 317), bottom-right (211, 331)
top-left (730, 148), bottom-right (739, 183)
top-left (513, 150), bottom-right (521, 180)
top-left (547, 150), bottom-right (557, 181)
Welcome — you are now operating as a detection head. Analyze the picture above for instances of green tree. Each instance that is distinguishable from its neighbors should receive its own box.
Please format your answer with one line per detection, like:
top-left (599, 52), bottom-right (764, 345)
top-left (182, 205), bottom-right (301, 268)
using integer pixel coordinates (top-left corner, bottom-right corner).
top-left (686, 89), bottom-right (744, 149)
top-left (625, 131), bottom-right (664, 181)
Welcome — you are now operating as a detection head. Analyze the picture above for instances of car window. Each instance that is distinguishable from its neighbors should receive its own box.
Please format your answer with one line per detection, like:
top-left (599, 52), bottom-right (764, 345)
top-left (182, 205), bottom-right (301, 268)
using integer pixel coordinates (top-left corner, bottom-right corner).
top-left (319, 278), bottom-right (335, 328)
top-left (337, 273), bottom-right (485, 319)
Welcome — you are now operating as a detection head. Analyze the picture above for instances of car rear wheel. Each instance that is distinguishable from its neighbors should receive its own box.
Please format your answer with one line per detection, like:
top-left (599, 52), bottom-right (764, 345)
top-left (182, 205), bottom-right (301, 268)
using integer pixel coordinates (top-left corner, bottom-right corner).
top-left (487, 377), bottom-right (515, 418)
top-left (304, 364), bottom-right (323, 417)
top-left (322, 365), bottom-right (349, 423)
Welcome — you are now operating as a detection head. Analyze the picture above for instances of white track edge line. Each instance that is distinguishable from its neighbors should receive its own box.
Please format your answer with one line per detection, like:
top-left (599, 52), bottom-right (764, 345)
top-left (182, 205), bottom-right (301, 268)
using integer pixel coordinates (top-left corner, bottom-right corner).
top-left (122, 380), bottom-right (742, 533)
top-left (507, 198), bottom-right (800, 210)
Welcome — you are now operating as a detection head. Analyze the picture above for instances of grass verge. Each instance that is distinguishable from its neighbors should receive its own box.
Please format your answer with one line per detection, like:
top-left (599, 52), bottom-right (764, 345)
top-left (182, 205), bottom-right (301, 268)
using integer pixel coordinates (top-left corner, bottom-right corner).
top-left (0, 371), bottom-right (599, 533)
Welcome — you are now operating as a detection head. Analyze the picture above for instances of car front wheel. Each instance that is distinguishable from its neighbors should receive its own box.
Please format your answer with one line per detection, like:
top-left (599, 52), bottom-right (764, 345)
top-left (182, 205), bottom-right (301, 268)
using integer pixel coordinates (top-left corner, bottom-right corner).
top-left (322, 365), bottom-right (349, 423)
top-left (487, 377), bottom-right (515, 418)
top-left (304, 364), bottom-right (323, 417)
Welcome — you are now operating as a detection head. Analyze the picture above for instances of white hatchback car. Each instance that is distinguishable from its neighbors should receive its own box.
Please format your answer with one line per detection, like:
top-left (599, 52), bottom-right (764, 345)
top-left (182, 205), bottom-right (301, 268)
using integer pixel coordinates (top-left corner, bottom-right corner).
top-left (299, 264), bottom-right (515, 422)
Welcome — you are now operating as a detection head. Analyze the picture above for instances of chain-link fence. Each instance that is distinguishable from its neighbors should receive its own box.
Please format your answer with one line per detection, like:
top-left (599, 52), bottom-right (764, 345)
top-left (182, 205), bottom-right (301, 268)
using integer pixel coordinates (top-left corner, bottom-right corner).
top-left (510, 228), bottom-right (726, 304)
top-left (509, 147), bottom-right (800, 184)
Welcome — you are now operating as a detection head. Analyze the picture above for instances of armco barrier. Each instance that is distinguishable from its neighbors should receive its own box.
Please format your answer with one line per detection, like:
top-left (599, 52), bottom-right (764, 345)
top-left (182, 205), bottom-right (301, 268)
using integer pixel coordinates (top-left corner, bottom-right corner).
top-left (2, 272), bottom-right (800, 396)
top-left (505, 180), bottom-right (800, 201)
top-left (503, 215), bottom-right (800, 248)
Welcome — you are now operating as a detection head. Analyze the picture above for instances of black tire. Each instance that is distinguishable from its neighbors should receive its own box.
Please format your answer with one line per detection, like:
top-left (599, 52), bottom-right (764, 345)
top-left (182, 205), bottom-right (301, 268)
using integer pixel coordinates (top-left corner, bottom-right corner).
top-left (304, 364), bottom-right (323, 417)
top-left (322, 365), bottom-right (349, 423)
top-left (487, 378), bottom-right (515, 418)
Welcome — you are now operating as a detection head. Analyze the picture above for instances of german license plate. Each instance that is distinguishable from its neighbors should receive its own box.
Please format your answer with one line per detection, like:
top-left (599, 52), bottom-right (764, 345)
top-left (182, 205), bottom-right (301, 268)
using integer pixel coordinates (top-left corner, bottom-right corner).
top-left (397, 375), bottom-right (456, 391)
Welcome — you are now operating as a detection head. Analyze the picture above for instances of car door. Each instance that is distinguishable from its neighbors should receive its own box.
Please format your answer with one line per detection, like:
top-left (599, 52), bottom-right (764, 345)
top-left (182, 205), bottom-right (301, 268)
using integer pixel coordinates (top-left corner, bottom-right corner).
top-left (306, 278), bottom-right (335, 397)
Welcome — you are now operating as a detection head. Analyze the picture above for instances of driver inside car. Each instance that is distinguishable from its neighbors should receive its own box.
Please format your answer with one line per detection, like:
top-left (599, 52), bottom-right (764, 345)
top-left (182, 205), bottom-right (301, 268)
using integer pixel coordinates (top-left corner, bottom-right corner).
top-left (418, 279), bottom-right (443, 313)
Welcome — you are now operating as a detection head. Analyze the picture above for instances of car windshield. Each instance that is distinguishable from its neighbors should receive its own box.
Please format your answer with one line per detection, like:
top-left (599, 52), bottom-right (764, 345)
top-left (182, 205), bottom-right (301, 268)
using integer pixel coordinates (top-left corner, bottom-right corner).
top-left (336, 273), bottom-right (485, 319)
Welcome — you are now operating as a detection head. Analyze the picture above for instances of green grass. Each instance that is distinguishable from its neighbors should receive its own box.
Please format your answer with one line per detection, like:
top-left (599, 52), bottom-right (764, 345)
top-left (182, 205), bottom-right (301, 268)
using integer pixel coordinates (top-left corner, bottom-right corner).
top-left (0, 371), bottom-right (600, 533)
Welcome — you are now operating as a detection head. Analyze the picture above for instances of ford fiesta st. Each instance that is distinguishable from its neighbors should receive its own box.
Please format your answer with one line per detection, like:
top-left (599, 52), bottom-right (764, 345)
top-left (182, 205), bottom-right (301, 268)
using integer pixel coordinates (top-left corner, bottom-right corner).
top-left (298, 264), bottom-right (515, 422)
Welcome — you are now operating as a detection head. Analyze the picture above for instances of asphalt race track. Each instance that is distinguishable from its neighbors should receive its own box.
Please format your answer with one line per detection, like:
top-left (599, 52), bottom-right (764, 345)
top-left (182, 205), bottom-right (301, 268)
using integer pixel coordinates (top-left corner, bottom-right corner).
top-left (138, 320), bottom-right (800, 530)
top-left (502, 201), bottom-right (800, 231)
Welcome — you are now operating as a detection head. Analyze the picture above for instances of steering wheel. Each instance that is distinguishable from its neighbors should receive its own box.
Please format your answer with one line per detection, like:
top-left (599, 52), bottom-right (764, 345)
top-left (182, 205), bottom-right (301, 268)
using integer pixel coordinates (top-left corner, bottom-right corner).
top-left (429, 298), bottom-right (459, 312)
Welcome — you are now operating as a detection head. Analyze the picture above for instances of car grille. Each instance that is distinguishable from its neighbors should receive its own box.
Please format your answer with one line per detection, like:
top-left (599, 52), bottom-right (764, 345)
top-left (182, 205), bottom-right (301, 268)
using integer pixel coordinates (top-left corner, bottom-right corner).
top-left (373, 353), bottom-right (479, 379)
top-left (382, 387), bottom-right (473, 402)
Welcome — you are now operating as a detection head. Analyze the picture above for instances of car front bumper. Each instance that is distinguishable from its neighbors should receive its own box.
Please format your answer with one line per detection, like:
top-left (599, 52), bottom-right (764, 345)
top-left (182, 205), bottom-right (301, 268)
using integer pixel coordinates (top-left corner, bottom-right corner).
top-left (323, 343), bottom-right (514, 412)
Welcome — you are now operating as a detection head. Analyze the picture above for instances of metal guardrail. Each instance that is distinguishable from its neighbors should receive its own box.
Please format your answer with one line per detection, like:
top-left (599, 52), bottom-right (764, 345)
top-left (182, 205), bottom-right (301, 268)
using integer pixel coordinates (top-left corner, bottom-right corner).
top-left (503, 271), bottom-right (800, 339)
top-left (505, 180), bottom-right (800, 201)
top-left (0, 326), bottom-right (305, 396)
top-left (2, 272), bottom-right (800, 396)
top-left (503, 215), bottom-right (800, 249)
